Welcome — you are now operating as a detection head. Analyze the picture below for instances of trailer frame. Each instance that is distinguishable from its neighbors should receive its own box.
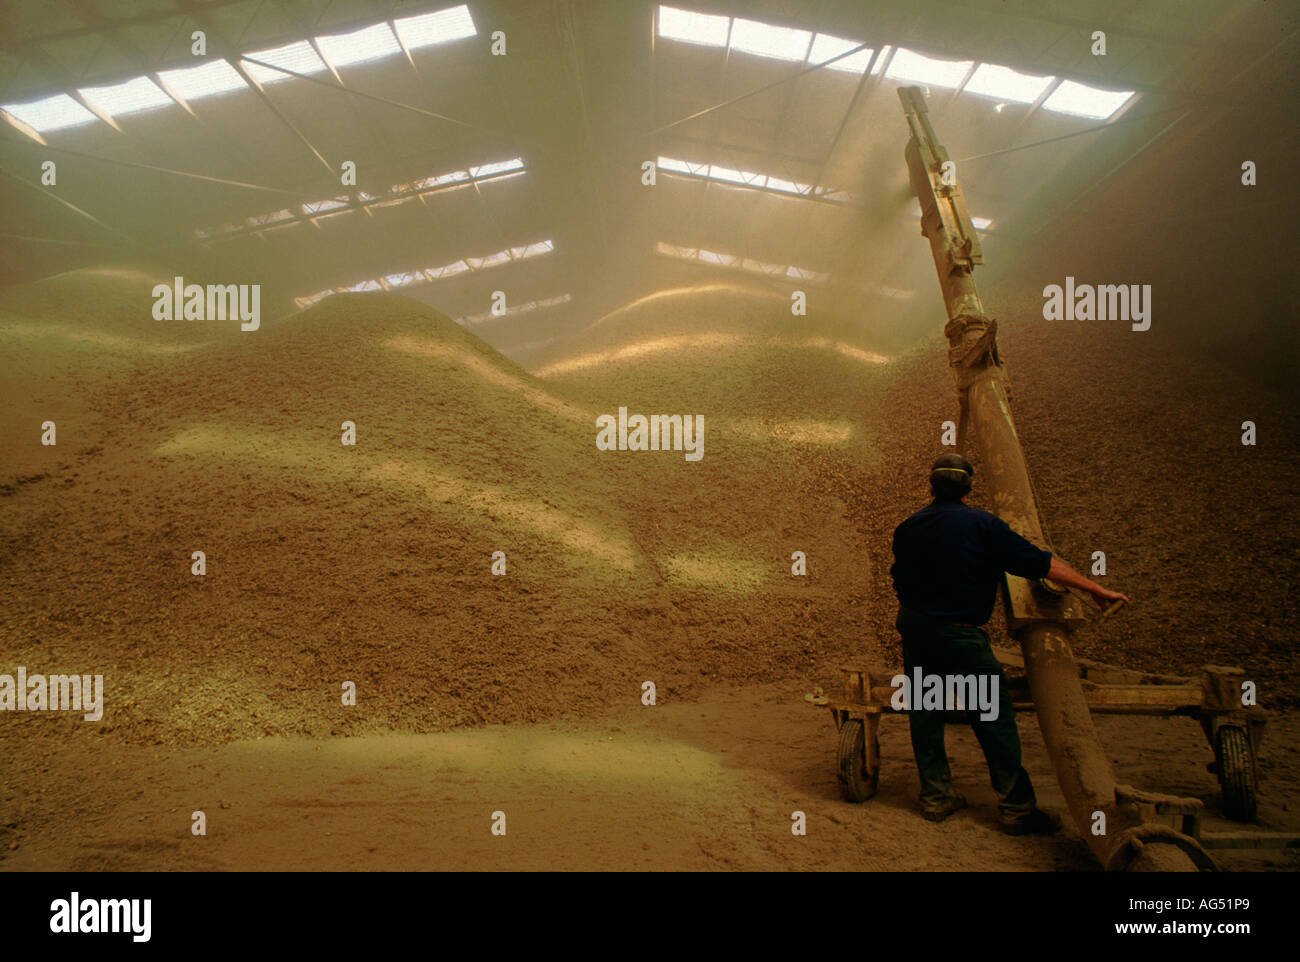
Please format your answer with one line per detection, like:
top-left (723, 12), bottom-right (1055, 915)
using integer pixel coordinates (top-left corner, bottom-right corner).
top-left (809, 655), bottom-right (1286, 859)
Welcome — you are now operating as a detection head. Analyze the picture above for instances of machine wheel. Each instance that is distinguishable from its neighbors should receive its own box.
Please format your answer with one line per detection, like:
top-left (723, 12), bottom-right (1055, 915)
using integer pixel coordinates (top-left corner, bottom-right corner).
top-left (1215, 725), bottom-right (1257, 822)
top-left (837, 718), bottom-right (879, 802)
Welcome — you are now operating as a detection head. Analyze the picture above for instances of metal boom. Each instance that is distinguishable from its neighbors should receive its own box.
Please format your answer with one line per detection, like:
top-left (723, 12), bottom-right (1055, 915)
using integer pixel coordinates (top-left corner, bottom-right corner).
top-left (897, 85), bottom-right (1210, 871)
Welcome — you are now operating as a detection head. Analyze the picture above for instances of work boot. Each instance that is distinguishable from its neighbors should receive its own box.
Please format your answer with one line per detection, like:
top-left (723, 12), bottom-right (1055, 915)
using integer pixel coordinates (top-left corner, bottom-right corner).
top-left (1001, 807), bottom-right (1061, 836)
top-left (920, 793), bottom-right (968, 823)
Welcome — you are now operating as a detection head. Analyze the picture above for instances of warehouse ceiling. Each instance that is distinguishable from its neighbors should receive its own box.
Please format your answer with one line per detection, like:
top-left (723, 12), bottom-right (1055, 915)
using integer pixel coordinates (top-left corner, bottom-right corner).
top-left (0, 0), bottom-right (1294, 349)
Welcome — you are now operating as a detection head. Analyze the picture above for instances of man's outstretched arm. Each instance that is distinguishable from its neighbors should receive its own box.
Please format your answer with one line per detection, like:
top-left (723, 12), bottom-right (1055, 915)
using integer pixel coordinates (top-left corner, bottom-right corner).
top-left (1046, 556), bottom-right (1130, 608)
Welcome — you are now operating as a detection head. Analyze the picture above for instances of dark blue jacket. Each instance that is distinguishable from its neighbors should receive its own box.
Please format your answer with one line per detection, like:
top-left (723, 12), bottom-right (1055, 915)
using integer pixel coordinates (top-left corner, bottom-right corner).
top-left (890, 500), bottom-right (1052, 625)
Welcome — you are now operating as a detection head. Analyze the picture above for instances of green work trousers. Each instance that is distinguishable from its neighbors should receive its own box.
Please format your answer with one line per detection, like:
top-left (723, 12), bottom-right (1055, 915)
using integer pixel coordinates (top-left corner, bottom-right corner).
top-left (896, 608), bottom-right (1036, 823)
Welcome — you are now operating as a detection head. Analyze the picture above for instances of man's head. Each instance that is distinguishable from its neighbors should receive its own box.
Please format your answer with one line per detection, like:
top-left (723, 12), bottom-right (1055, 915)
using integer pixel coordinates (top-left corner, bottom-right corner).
top-left (930, 453), bottom-right (974, 502)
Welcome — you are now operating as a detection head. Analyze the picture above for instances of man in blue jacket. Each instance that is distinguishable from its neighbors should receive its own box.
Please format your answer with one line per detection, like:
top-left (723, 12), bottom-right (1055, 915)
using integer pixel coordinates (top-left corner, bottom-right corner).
top-left (890, 453), bottom-right (1129, 833)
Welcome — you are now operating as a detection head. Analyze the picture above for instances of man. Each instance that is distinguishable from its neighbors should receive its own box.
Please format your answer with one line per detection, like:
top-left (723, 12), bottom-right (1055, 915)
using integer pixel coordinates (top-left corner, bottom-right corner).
top-left (890, 453), bottom-right (1129, 833)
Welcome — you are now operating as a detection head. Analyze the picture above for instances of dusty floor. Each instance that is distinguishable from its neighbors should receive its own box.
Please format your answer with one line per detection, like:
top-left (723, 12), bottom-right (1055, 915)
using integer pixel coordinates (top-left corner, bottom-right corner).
top-left (1, 269), bottom-right (1296, 871)
top-left (4, 682), bottom-right (1297, 872)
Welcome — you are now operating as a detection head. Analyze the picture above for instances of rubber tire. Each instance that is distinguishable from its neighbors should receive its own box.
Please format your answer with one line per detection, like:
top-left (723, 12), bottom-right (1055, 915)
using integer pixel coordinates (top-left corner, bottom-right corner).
top-left (837, 718), bottom-right (879, 803)
top-left (1215, 725), bottom-right (1257, 822)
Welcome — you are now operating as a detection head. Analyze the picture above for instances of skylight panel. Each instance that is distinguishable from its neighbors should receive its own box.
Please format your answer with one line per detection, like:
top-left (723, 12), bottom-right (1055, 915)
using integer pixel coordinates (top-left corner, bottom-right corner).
top-left (743, 257), bottom-right (781, 275)
top-left (885, 48), bottom-right (972, 88)
top-left (765, 176), bottom-right (813, 195)
top-left (241, 40), bottom-right (329, 84)
top-left (657, 6), bottom-right (730, 47)
top-left (468, 250), bottom-right (511, 269)
top-left (316, 23), bottom-right (402, 68)
top-left (303, 197), bottom-right (348, 215)
top-left (157, 59), bottom-right (248, 102)
top-left (708, 164), bottom-right (763, 186)
top-left (657, 241), bottom-right (698, 258)
top-left (78, 76), bottom-right (174, 117)
top-left (462, 293), bottom-right (570, 326)
top-left (729, 18), bottom-right (811, 61)
top-left (517, 240), bottom-right (555, 257)
top-left (477, 303), bottom-right (516, 322)
top-left (246, 208), bottom-right (295, 227)
top-left (963, 63), bottom-right (1054, 104)
top-left (808, 33), bottom-right (872, 73)
top-left (1042, 79), bottom-right (1134, 119)
top-left (393, 5), bottom-right (477, 50)
top-left (469, 158), bottom-right (525, 178)
top-left (295, 290), bottom-right (333, 309)
top-left (508, 242), bottom-right (553, 259)
top-left (698, 249), bottom-right (738, 267)
top-left (415, 170), bottom-right (470, 190)
top-left (438, 173), bottom-right (474, 189)
top-left (1, 92), bottom-right (97, 132)
top-left (428, 260), bottom-right (470, 279)
top-left (659, 156), bottom-right (823, 195)
top-left (879, 286), bottom-right (915, 300)
top-left (657, 155), bottom-right (709, 176)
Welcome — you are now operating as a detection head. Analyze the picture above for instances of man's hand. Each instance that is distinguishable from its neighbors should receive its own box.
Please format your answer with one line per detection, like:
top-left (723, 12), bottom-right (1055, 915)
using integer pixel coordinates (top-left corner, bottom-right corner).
top-left (1047, 557), bottom-right (1130, 609)
top-left (1088, 585), bottom-right (1130, 608)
